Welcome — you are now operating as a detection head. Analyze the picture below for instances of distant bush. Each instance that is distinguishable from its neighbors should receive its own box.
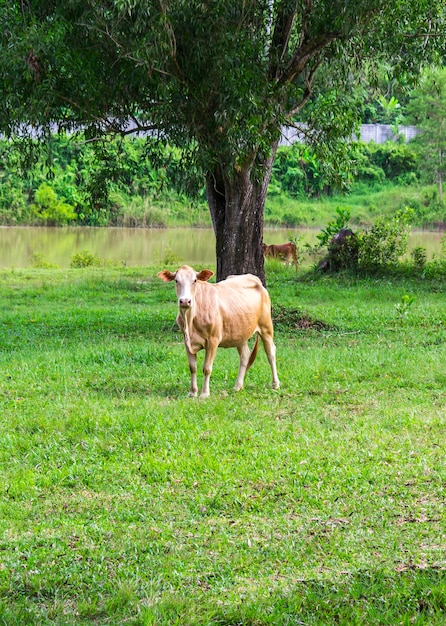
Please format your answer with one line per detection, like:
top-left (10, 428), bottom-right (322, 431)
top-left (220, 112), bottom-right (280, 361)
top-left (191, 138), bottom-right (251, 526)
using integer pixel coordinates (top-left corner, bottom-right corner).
top-left (0, 181), bottom-right (29, 225)
top-left (355, 163), bottom-right (386, 185)
top-left (29, 252), bottom-right (58, 269)
top-left (359, 143), bottom-right (419, 181)
top-left (271, 141), bottom-right (421, 201)
top-left (317, 207), bottom-right (416, 274)
top-left (411, 247), bottom-right (427, 270)
top-left (31, 183), bottom-right (77, 226)
top-left (70, 250), bottom-right (101, 268)
top-left (423, 258), bottom-right (446, 278)
top-left (357, 208), bottom-right (413, 272)
top-left (271, 145), bottom-right (329, 198)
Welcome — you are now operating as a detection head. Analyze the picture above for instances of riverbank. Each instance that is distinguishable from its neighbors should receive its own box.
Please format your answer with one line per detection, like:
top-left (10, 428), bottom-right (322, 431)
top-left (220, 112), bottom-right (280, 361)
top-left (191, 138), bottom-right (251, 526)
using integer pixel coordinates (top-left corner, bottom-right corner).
top-left (1, 225), bottom-right (444, 269)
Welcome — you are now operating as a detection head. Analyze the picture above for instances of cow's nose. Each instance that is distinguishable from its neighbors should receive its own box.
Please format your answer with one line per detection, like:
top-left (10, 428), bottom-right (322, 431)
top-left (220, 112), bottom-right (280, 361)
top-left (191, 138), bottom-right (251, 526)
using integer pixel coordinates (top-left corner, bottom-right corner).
top-left (179, 298), bottom-right (192, 308)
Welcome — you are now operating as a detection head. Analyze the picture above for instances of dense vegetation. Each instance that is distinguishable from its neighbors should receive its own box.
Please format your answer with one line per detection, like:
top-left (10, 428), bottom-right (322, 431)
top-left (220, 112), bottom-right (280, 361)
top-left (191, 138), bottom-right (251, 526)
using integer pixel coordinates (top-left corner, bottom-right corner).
top-left (1, 262), bottom-right (445, 624)
top-left (0, 136), bottom-right (208, 228)
top-left (1, 135), bottom-right (445, 229)
top-left (2, 1), bottom-right (444, 281)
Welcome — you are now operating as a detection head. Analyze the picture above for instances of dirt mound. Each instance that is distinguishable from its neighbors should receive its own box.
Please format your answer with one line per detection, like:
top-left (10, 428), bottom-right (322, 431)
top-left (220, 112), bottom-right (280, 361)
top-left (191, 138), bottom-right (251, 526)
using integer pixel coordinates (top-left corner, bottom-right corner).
top-left (273, 305), bottom-right (334, 331)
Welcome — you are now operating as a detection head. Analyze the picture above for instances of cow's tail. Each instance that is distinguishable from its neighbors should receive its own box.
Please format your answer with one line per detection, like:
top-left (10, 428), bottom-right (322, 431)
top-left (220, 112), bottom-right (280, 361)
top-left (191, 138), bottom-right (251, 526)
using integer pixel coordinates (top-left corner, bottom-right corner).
top-left (247, 333), bottom-right (260, 371)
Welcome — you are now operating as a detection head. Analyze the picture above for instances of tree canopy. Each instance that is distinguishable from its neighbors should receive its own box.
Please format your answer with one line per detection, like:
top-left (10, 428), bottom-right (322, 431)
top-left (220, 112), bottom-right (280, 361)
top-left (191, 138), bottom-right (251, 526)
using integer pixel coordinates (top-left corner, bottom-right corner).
top-left (1, 0), bottom-right (445, 281)
top-left (407, 66), bottom-right (446, 202)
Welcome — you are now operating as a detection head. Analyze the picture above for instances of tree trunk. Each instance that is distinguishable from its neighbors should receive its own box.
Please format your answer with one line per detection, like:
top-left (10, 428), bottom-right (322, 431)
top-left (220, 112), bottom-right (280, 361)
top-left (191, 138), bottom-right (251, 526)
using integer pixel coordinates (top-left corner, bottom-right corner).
top-left (206, 142), bottom-right (278, 285)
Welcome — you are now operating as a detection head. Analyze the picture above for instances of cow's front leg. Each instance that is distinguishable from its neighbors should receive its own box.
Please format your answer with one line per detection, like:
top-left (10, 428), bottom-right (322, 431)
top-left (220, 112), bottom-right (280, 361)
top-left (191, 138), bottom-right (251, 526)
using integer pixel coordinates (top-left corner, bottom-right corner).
top-left (234, 343), bottom-right (251, 391)
top-left (200, 340), bottom-right (218, 398)
top-left (185, 347), bottom-right (198, 397)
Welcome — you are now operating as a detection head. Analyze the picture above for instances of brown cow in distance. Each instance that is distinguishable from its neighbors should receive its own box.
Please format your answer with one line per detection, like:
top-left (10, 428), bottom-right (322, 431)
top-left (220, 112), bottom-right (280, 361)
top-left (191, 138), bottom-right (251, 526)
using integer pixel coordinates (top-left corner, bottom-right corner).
top-left (263, 241), bottom-right (298, 270)
top-left (158, 265), bottom-right (280, 398)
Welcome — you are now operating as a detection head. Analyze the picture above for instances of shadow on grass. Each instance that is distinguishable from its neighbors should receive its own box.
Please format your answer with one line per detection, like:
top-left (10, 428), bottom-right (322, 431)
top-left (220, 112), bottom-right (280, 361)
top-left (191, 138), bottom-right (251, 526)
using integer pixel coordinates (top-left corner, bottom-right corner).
top-left (1, 313), bottom-right (176, 353)
top-left (84, 375), bottom-right (186, 399)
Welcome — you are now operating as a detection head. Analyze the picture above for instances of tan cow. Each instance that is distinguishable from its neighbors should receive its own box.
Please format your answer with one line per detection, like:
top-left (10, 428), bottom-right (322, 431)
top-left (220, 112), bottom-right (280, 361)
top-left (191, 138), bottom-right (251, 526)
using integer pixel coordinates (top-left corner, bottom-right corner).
top-left (158, 265), bottom-right (280, 398)
top-left (263, 241), bottom-right (298, 270)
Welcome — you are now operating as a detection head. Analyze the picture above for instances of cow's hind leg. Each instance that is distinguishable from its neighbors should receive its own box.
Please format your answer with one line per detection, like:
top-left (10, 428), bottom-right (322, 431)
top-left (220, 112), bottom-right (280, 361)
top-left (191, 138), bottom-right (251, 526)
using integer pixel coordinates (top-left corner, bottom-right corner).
top-left (260, 332), bottom-right (280, 390)
top-left (234, 342), bottom-right (251, 391)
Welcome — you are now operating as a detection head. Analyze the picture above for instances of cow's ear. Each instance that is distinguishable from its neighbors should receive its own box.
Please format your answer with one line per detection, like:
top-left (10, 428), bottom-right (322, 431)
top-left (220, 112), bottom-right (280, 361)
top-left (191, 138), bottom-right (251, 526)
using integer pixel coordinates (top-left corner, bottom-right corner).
top-left (158, 270), bottom-right (176, 282)
top-left (196, 269), bottom-right (214, 282)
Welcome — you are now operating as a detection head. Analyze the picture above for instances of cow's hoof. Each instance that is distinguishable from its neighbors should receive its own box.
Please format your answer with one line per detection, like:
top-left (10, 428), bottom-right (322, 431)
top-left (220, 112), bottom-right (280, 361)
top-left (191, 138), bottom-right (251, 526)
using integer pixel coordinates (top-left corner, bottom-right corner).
top-left (199, 392), bottom-right (210, 399)
top-left (272, 382), bottom-right (280, 390)
top-left (188, 391), bottom-right (198, 398)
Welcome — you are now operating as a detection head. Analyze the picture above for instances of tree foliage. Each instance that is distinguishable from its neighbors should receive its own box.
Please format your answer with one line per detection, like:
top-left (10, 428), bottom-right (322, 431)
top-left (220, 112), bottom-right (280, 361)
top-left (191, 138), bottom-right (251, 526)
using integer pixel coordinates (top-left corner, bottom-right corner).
top-left (0, 1), bottom-right (445, 279)
top-left (406, 66), bottom-right (446, 203)
top-left (2, 1), bottom-right (444, 147)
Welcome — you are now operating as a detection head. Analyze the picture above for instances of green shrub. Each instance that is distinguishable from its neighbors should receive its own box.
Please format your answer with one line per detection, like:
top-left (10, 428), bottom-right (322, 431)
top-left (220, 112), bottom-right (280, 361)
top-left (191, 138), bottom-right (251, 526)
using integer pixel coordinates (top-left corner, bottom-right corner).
top-left (31, 183), bottom-right (77, 226)
top-left (70, 250), bottom-right (101, 268)
top-left (395, 171), bottom-right (419, 186)
top-left (357, 208), bottom-right (413, 271)
top-left (423, 258), bottom-right (446, 278)
top-left (282, 212), bottom-right (303, 226)
top-left (316, 207), bottom-right (352, 248)
top-left (421, 233), bottom-right (446, 278)
top-left (271, 145), bottom-right (329, 198)
top-left (411, 246), bottom-right (427, 270)
top-left (360, 142), bottom-right (419, 180)
top-left (0, 180), bottom-right (28, 224)
top-left (316, 207), bottom-right (415, 274)
top-left (355, 163), bottom-right (386, 185)
top-left (29, 252), bottom-right (58, 269)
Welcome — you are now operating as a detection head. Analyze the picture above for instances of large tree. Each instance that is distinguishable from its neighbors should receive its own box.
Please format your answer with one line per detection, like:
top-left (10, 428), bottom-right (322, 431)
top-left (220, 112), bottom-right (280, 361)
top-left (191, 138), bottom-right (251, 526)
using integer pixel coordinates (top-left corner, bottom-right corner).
top-left (0, 1), bottom-right (445, 282)
top-left (407, 67), bottom-right (446, 203)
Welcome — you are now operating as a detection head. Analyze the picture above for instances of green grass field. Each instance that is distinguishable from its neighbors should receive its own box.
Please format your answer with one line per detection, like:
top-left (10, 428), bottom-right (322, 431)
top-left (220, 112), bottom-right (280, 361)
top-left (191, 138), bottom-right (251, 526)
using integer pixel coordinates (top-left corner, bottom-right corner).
top-left (1, 264), bottom-right (445, 624)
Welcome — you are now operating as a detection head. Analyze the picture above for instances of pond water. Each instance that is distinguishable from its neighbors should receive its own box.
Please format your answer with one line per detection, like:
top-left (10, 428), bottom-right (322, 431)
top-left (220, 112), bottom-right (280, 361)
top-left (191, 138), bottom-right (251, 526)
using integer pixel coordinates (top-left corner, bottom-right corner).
top-left (0, 226), bottom-right (444, 269)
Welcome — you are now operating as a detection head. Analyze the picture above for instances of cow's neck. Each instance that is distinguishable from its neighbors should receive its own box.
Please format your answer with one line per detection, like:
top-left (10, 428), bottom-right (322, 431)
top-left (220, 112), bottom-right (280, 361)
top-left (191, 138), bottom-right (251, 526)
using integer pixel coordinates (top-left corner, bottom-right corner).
top-left (178, 303), bottom-right (196, 353)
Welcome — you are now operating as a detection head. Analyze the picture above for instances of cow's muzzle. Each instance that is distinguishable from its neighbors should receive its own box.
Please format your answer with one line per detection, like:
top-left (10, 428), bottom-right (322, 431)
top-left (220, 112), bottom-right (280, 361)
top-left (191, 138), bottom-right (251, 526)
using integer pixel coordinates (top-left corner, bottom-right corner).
top-left (179, 298), bottom-right (192, 308)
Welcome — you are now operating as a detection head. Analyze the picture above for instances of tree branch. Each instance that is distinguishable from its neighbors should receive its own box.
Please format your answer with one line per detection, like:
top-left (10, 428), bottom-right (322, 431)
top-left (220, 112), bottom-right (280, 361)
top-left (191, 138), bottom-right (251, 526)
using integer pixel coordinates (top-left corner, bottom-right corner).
top-left (285, 59), bottom-right (321, 118)
top-left (268, 0), bottom-right (299, 80)
top-left (158, 0), bottom-right (184, 81)
top-left (278, 32), bottom-right (338, 87)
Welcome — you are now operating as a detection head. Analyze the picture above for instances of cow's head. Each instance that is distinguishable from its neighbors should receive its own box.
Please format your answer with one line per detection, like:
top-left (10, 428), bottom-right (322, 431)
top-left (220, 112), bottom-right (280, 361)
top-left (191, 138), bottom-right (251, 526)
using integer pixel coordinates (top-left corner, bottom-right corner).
top-left (158, 265), bottom-right (214, 309)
